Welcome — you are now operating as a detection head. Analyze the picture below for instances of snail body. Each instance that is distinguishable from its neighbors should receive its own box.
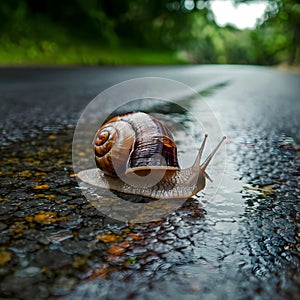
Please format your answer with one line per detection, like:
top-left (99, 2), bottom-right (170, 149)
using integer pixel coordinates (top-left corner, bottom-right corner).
top-left (78, 112), bottom-right (225, 199)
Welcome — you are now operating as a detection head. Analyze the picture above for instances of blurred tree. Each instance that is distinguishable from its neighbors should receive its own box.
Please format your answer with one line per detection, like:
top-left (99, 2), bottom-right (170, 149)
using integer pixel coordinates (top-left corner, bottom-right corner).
top-left (236, 0), bottom-right (300, 65)
top-left (0, 0), bottom-right (298, 65)
top-left (110, 0), bottom-right (210, 49)
top-left (268, 0), bottom-right (300, 64)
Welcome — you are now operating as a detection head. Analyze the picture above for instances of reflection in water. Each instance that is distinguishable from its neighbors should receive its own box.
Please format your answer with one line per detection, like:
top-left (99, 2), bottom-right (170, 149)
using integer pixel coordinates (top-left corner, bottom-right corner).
top-left (198, 80), bottom-right (231, 97)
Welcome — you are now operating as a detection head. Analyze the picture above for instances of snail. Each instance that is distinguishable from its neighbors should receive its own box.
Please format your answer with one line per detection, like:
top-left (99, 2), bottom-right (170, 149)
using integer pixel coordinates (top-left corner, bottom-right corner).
top-left (77, 112), bottom-right (225, 200)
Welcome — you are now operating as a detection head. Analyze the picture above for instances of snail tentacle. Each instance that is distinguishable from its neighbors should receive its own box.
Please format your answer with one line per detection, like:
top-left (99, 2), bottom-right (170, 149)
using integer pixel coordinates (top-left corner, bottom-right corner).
top-left (192, 134), bottom-right (208, 169)
top-left (200, 136), bottom-right (227, 171)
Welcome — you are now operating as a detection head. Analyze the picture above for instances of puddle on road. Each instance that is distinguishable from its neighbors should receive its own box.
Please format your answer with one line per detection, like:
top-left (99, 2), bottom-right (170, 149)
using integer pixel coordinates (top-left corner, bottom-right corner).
top-left (0, 94), bottom-right (299, 300)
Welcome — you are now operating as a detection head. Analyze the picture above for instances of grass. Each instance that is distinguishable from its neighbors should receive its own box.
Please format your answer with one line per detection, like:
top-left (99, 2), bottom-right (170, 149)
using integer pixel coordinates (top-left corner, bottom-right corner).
top-left (0, 40), bottom-right (188, 66)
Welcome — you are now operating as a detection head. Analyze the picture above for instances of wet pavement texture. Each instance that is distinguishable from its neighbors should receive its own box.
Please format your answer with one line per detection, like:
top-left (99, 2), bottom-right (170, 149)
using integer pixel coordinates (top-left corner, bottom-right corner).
top-left (0, 66), bottom-right (300, 300)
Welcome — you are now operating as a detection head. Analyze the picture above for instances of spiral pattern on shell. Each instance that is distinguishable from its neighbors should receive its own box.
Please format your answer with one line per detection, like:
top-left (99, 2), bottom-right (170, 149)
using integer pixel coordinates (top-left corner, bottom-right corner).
top-left (93, 112), bottom-right (180, 178)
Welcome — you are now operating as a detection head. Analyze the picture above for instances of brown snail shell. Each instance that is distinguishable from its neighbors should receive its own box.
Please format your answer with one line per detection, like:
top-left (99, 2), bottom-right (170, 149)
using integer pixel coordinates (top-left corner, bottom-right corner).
top-left (94, 112), bottom-right (180, 176)
top-left (78, 112), bottom-right (226, 199)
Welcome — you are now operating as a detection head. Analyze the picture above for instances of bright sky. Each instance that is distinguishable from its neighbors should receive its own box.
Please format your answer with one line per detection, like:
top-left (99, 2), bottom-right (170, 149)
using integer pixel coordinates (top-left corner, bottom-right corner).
top-left (210, 0), bottom-right (269, 29)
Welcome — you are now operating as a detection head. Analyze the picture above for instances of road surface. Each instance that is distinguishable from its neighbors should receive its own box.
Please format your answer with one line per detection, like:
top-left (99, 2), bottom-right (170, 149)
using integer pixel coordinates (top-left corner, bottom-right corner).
top-left (0, 65), bottom-right (299, 300)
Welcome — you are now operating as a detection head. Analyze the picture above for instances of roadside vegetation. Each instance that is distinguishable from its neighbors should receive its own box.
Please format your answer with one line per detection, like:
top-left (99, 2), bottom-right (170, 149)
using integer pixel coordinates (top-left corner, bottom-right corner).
top-left (0, 0), bottom-right (299, 66)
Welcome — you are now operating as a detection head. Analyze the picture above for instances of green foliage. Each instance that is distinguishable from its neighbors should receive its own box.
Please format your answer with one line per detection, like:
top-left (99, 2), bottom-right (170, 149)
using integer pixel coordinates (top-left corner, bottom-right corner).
top-left (236, 0), bottom-right (300, 65)
top-left (265, 0), bottom-right (300, 64)
top-left (0, 0), bottom-right (298, 65)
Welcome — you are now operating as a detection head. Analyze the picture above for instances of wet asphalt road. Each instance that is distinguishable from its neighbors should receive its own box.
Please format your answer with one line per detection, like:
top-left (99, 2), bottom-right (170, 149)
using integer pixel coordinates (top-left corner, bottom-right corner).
top-left (1, 65), bottom-right (299, 145)
top-left (0, 65), bottom-right (300, 300)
